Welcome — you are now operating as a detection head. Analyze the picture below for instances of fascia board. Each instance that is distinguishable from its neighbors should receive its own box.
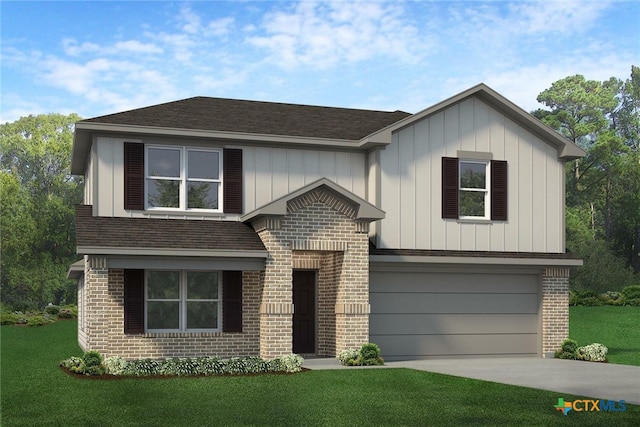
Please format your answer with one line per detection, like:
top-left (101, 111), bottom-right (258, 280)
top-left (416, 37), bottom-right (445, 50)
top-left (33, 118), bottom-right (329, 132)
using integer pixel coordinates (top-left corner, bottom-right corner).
top-left (369, 255), bottom-right (583, 267)
top-left (77, 246), bottom-right (268, 258)
top-left (74, 122), bottom-right (362, 147)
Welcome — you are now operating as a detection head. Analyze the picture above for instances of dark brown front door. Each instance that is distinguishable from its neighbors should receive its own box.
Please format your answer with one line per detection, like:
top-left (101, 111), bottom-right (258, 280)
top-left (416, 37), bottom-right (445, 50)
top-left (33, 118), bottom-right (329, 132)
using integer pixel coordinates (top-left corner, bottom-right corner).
top-left (293, 270), bottom-right (316, 354)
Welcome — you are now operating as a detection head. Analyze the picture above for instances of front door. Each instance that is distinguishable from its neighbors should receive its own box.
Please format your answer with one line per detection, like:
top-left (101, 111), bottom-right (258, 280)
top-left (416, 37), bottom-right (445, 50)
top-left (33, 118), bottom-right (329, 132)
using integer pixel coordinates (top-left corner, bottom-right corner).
top-left (293, 270), bottom-right (316, 354)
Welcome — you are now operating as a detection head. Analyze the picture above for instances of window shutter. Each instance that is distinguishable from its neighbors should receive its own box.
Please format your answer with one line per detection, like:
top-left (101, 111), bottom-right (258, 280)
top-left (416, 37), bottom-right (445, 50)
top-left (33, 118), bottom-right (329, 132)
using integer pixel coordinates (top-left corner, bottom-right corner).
top-left (442, 157), bottom-right (459, 219)
top-left (124, 269), bottom-right (144, 334)
top-left (124, 142), bottom-right (145, 210)
top-left (223, 148), bottom-right (243, 214)
top-left (491, 160), bottom-right (508, 220)
top-left (222, 271), bottom-right (242, 333)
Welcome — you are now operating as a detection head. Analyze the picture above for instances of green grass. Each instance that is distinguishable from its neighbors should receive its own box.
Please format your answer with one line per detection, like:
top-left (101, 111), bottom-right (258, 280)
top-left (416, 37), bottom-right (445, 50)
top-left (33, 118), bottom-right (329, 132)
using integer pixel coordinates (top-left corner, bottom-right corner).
top-left (1, 321), bottom-right (639, 426)
top-left (570, 306), bottom-right (640, 366)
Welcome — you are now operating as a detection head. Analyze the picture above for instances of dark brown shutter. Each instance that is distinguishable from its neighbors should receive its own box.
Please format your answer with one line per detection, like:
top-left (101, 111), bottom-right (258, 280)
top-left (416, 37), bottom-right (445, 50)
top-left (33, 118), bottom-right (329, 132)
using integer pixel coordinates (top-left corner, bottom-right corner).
top-left (223, 148), bottom-right (243, 214)
top-left (442, 157), bottom-right (459, 219)
top-left (491, 160), bottom-right (508, 221)
top-left (124, 142), bottom-right (145, 210)
top-left (222, 271), bottom-right (242, 332)
top-left (124, 269), bottom-right (144, 334)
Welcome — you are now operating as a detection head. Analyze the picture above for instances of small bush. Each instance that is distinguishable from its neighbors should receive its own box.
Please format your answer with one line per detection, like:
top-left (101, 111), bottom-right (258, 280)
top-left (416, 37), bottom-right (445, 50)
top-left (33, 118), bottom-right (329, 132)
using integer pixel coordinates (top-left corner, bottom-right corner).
top-left (1, 311), bottom-right (18, 325)
top-left (44, 304), bottom-right (60, 315)
top-left (26, 315), bottom-right (53, 327)
top-left (577, 343), bottom-right (608, 362)
top-left (622, 285), bottom-right (640, 306)
top-left (278, 354), bottom-right (304, 373)
top-left (338, 349), bottom-right (360, 366)
top-left (58, 305), bottom-right (78, 319)
top-left (104, 356), bottom-right (128, 375)
top-left (554, 338), bottom-right (579, 360)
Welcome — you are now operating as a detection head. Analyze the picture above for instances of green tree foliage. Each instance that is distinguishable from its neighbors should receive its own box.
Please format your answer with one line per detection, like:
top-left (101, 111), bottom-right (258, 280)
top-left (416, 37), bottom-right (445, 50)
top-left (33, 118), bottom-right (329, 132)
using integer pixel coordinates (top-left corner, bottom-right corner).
top-left (1, 113), bottom-right (83, 310)
top-left (535, 66), bottom-right (640, 289)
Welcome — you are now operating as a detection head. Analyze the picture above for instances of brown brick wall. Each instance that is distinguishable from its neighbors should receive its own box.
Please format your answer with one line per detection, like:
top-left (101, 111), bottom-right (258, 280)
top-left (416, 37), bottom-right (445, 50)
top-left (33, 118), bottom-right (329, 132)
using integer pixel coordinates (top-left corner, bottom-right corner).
top-left (541, 267), bottom-right (570, 357)
top-left (253, 189), bottom-right (371, 359)
top-left (82, 259), bottom-right (261, 360)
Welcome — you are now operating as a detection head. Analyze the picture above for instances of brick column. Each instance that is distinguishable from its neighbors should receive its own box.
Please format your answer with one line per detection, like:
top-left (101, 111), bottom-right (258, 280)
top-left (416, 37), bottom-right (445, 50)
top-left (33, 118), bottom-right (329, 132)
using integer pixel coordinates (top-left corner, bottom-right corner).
top-left (257, 229), bottom-right (294, 359)
top-left (542, 267), bottom-right (570, 357)
top-left (334, 233), bottom-right (370, 355)
top-left (83, 256), bottom-right (112, 354)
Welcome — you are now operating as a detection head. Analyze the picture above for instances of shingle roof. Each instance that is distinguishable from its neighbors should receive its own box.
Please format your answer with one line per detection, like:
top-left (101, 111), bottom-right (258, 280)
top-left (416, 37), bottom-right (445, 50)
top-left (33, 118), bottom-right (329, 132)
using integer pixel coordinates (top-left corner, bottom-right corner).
top-left (369, 242), bottom-right (582, 260)
top-left (81, 96), bottom-right (411, 141)
top-left (75, 205), bottom-right (265, 252)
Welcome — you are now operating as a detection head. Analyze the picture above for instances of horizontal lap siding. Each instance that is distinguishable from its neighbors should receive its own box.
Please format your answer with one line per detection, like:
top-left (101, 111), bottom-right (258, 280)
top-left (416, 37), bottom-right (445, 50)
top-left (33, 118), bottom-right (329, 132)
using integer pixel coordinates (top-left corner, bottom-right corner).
top-left (370, 271), bottom-right (540, 360)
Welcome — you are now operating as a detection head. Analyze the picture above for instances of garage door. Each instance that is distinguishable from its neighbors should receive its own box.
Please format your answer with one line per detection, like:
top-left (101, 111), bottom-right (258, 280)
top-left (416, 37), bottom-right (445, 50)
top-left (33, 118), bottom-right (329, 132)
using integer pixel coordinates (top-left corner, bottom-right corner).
top-left (369, 271), bottom-right (540, 360)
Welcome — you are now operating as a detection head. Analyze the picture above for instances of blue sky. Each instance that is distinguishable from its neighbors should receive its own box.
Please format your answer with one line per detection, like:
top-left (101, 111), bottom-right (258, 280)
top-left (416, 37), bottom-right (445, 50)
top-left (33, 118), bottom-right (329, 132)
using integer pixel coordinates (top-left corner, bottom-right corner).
top-left (1, 1), bottom-right (638, 123)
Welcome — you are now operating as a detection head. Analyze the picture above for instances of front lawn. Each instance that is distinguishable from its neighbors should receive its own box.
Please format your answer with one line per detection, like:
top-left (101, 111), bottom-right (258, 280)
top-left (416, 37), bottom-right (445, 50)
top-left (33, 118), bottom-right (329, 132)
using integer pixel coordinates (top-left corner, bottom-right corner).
top-left (570, 306), bottom-right (640, 366)
top-left (1, 321), bottom-right (638, 426)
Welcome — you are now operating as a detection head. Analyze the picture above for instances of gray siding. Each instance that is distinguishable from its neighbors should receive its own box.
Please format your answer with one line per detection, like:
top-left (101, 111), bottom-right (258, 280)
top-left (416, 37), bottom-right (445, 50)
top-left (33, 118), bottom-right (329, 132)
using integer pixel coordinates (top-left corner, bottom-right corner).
top-left (377, 96), bottom-right (565, 253)
top-left (370, 270), bottom-right (540, 360)
top-left (89, 137), bottom-right (366, 218)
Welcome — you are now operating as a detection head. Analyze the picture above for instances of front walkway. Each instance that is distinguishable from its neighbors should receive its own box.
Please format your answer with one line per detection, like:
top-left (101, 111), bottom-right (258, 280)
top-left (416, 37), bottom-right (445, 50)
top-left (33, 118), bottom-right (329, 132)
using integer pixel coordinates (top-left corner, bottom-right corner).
top-left (303, 357), bottom-right (640, 405)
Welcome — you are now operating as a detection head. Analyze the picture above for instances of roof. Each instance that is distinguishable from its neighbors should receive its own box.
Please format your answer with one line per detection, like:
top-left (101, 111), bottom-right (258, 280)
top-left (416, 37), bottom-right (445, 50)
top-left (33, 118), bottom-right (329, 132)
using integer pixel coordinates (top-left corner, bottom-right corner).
top-left (72, 97), bottom-right (410, 174)
top-left (369, 243), bottom-right (583, 267)
top-left (75, 205), bottom-right (266, 256)
top-left (82, 97), bottom-right (411, 141)
top-left (362, 83), bottom-right (586, 160)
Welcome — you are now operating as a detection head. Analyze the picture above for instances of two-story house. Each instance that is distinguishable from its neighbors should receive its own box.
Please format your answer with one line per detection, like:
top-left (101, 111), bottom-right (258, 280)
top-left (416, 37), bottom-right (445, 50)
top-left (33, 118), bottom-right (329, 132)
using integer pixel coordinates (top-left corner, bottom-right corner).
top-left (68, 84), bottom-right (584, 361)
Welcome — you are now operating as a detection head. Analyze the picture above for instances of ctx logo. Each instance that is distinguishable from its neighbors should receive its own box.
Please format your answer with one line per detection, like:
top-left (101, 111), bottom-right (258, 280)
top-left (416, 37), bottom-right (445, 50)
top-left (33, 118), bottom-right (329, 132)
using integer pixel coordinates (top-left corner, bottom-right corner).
top-left (554, 398), bottom-right (626, 415)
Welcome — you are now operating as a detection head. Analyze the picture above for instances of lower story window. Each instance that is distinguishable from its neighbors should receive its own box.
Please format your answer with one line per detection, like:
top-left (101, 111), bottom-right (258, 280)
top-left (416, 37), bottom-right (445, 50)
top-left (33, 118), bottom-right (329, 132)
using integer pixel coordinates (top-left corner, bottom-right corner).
top-left (146, 270), bottom-right (220, 332)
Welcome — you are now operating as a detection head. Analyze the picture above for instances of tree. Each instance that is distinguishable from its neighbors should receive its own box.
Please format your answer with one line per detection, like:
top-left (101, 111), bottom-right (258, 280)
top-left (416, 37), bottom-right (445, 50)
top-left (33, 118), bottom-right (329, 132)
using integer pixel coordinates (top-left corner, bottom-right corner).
top-left (534, 67), bottom-right (640, 288)
top-left (1, 113), bottom-right (83, 310)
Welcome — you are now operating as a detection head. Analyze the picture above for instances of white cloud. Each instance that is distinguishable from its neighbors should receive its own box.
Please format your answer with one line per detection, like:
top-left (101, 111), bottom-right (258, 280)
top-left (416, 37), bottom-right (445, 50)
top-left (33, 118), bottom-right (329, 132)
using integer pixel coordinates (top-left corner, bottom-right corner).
top-left (248, 1), bottom-right (430, 69)
top-left (509, 0), bottom-right (612, 35)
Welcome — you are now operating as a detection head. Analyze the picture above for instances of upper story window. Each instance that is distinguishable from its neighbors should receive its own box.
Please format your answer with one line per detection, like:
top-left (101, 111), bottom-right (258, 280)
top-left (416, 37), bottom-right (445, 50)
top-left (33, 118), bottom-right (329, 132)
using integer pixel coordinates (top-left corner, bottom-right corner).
top-left (459, 160), bottom-right (490, 219)
top-left (146, 146), bottom-right (222, 211)
top-left (125, 142), bottom-right (242, 213)
top-left (442, 157), bottom-right (507, 221)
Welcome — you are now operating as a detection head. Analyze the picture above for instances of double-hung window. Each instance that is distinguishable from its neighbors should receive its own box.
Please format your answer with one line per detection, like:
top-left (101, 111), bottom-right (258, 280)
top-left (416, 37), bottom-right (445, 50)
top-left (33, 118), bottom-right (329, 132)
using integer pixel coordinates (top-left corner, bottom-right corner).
top-left (146, 146), bottom-right (222, 211)
top-left (442, 156), bottom-right (507, 221)
top-left (459, 160), bottom-right (490, 219)
top-left (146, 270), bottom-right (220, 332)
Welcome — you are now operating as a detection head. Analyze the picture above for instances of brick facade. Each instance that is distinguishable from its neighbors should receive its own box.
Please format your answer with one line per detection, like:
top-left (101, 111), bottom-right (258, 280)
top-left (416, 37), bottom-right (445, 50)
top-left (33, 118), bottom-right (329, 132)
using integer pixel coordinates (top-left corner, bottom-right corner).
top-left (541, 267), bottom-right (570, 357)
top-left (79, 187), bottom-right (572, 360)
top-left (252, 188), bottom-right (371, 359)
top-left (80, 260), bottom-right (261, 359)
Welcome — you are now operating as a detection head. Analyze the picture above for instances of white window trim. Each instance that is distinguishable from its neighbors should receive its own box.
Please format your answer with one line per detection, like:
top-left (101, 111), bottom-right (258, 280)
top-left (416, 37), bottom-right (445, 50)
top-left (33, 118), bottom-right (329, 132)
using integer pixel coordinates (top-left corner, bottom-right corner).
top-left (459, 159), bottom-right (491, 220)
top-left (145, 270), bottom-right (222, 333)
top-left (145, 145), bottom-right (223, 213)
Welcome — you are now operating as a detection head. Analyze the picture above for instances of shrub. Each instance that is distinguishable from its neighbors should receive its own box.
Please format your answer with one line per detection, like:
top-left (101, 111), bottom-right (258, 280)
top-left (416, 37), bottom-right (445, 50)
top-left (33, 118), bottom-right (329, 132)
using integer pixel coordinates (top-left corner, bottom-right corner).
top-left (104, 356), bottom-right (128, 375)
top-left (359, 343), bottom-right (384, 365)
top-left (44, 304), bottom-right (60, 315)
top-left (1, 311), bottom-right (18, 325)
top-left (577, 343), bottom-right (608, 362)
top-left (62, 354), bottom-right (305, 377)
top-left (26, 315), bottom-right (53, 327)
top-left (58, 305), bottom-right (78, 319)
top-left (622, 285), bottom-right (640, 306)
top-left (554, 338), bottom-right (579, 360)
top-left (338, 349), bottom-right (360, 366)
top-left (278, 354), bottom-right (304, 373)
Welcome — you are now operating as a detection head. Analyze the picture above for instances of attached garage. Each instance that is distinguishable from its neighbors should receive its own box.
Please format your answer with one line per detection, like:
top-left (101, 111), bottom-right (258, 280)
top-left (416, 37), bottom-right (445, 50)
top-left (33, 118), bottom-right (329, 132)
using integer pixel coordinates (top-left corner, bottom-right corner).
top-left (369, 268), bottom-right (541, 361)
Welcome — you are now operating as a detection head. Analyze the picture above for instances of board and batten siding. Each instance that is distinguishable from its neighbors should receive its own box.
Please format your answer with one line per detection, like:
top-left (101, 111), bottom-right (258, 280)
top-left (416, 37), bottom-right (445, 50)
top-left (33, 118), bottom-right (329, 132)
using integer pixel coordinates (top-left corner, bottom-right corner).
top-left (377, 96), bottom-right (565, 253)
top-left (88, 136), bottom-right (366, 218)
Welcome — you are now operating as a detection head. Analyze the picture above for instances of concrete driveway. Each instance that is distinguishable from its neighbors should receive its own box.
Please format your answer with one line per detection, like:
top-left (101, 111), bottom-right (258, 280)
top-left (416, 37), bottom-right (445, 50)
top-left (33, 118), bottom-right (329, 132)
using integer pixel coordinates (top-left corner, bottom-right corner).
top-left (303, 357), bottom-right (640, 405)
